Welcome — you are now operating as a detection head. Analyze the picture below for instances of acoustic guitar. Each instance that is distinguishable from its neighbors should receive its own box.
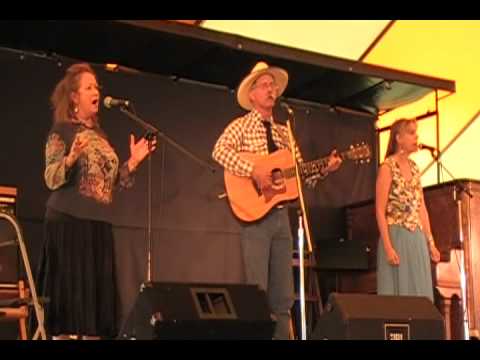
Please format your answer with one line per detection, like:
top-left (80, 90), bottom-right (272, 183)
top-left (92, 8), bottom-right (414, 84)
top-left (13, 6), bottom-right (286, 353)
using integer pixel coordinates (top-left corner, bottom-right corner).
top-left (224, 143), bottom-right (371, 222)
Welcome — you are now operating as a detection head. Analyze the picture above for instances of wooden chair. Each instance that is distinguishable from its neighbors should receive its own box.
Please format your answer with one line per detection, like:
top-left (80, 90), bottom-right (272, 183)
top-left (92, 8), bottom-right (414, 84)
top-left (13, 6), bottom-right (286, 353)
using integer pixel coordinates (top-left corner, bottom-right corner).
top-left (0, 280), bottom-right (29, 340)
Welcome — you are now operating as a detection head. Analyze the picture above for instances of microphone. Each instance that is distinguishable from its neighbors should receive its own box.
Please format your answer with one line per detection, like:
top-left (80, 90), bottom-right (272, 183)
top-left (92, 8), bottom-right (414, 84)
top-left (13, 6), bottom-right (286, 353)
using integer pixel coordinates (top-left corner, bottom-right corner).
top-left (280, 101), bottom-right (294, 115)
top-left (103, 96), bottom-right (131, 109)
top-left (418, 143), bottom-right (438, 157)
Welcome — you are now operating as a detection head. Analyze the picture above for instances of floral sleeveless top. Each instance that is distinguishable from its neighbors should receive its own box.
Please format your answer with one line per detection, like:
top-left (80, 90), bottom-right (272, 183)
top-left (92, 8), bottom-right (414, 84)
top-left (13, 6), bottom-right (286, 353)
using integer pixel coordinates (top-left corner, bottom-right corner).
top-left (384, 156), bottom-right (422, 232)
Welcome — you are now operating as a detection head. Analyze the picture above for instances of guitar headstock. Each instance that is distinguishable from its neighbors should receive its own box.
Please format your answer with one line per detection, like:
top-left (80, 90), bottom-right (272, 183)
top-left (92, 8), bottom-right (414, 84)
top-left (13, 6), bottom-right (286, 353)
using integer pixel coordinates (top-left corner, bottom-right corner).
top-left (345, 142), bottom-right (372, 164)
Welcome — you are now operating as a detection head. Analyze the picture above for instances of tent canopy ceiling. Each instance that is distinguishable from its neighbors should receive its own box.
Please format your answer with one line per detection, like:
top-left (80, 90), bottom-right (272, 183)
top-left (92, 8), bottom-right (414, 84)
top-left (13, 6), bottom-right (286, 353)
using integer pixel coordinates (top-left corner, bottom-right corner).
top-left (0, 20), bottom-right (455, 116)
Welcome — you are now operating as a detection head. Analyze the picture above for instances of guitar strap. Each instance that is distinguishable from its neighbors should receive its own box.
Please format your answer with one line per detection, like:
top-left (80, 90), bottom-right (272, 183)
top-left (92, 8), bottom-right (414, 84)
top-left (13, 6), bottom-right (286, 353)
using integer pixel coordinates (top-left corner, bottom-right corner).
top-left (271, 121), bottom-right (294, 150)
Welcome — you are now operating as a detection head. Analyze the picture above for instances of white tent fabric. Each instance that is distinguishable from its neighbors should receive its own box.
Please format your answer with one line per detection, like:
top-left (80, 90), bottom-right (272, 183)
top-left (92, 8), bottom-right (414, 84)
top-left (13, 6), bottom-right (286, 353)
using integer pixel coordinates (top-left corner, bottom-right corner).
top-left (202, 20), bottom-right (391, 61)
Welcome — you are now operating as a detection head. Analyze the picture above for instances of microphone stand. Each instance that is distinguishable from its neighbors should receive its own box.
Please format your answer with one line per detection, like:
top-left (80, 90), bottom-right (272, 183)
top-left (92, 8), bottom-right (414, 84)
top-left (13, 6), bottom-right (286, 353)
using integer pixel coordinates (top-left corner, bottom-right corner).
top-left (427, 149), bottom-right (473, 340)
top-left (116, 105), bottom-right (216, 285)
top-left (284, 105), bottom-right (312, 340)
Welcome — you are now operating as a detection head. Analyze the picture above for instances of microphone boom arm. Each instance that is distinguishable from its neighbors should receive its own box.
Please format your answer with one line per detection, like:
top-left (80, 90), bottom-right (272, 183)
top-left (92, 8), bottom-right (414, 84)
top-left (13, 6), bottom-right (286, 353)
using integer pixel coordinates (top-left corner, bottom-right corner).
top-left (118, 106), bottom-right (216, 172)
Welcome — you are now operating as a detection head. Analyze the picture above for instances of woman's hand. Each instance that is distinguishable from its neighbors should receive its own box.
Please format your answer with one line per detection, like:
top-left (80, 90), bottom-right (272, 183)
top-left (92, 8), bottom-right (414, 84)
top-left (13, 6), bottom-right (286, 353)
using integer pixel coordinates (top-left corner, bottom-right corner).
top-left (385, 246), bottom-right (400, 266)
top-left (65, 133), bottom-right (88, 168)
top-left (429, 241), bottom-right (441, 263)
top-left (128, 134), bottom-right (157, 172)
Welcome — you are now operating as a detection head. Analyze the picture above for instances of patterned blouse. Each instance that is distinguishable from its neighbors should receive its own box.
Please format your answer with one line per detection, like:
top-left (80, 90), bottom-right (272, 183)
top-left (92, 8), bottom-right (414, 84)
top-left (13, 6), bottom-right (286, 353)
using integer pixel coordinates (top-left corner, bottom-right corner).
top-left (384, 156), bottom-right (422, 232)
top-left (44, 121), bottom-right (134, 221)
top-left (212, 109), bottom-right (325, 187)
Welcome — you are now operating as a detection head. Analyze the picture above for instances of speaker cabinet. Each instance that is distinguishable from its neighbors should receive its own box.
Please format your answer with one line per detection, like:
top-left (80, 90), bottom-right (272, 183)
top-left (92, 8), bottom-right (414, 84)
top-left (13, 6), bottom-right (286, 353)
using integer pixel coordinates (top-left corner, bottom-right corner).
top-left (120, 282), bottom-right (275, 340)
top-left (312, 293), bottom-right (445, 340)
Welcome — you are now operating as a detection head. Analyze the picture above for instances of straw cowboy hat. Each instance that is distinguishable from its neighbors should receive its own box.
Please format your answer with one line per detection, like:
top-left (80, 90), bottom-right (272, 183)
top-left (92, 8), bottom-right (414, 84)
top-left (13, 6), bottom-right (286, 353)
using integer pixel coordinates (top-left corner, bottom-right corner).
top-left (236, 61), bottom-right (288, 111)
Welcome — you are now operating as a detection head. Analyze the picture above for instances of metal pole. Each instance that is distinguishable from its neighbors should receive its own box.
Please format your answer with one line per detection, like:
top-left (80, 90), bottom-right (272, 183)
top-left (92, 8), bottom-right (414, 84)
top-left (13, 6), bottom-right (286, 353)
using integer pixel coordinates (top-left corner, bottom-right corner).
top-left (297, 214), bottom-right (307, 340)
top-left (435, 90), bottom-right (440, 184)
top-left (454, 186), bottom-right (470, 339)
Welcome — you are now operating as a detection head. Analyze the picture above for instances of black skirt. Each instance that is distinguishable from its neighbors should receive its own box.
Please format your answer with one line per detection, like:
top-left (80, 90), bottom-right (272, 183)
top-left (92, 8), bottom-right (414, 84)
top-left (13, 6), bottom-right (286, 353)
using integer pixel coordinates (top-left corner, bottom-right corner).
top-left (35, 208), bottom-right (117, 338)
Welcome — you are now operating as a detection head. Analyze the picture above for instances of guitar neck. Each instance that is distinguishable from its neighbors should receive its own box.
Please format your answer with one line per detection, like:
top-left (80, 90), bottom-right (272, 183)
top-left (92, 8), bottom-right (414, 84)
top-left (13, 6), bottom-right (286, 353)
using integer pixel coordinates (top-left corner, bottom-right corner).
top-left (287, 150), bottom-right (350, 179)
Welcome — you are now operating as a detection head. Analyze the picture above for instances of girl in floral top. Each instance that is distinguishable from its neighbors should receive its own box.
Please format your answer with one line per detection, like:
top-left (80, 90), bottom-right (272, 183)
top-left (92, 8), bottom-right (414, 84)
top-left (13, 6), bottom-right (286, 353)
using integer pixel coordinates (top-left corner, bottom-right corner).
top-left (35, 63), bottom-right (156, 339)
top-left (376, 118), bottom-right (440, 302)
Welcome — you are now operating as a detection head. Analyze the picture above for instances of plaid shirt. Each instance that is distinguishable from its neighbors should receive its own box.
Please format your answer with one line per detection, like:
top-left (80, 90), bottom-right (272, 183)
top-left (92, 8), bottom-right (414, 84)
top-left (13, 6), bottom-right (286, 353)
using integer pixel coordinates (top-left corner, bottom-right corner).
top-left (212, 109), bottom-right (326, 187)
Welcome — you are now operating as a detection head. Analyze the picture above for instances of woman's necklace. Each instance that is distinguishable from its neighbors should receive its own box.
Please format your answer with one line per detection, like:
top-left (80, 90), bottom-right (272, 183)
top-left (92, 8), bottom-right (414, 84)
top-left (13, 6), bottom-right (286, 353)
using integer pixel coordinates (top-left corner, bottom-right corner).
top-left (72, 117), bottom-right (95, 129)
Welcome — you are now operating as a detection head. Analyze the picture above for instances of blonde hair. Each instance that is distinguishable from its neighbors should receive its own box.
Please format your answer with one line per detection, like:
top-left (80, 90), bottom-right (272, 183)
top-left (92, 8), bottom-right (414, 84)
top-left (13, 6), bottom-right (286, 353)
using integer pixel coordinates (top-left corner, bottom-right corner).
top-left (50, 63), bottom-right (97, 123)
top-left (385, 118), bottom-right (417, 158)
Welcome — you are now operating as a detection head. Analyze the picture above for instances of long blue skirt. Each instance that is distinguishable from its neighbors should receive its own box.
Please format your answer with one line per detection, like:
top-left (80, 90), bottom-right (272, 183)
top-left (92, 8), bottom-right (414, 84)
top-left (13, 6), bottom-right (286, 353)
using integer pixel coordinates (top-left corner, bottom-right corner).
top-left (377, 224), bottom-right (434, 302)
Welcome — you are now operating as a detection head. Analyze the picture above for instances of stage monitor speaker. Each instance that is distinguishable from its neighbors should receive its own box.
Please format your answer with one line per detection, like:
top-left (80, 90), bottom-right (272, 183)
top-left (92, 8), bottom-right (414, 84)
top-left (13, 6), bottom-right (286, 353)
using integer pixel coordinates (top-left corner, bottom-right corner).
top-left (120, 282), bottom-right (275, 340)
top-left (312, 293), bottom-right (445, 340)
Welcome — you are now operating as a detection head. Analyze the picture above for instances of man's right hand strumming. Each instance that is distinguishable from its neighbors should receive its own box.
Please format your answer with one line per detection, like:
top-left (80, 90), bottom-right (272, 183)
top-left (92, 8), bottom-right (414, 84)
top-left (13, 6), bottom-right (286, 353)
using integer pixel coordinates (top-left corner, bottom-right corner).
top-left (251, 163), bottom-right (272, 191)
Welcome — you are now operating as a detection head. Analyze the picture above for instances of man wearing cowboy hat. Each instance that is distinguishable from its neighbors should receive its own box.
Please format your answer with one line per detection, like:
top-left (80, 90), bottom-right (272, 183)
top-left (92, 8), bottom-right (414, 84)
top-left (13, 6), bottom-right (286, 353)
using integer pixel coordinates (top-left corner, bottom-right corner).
top-left (212, 61), bottom-right (342, 340)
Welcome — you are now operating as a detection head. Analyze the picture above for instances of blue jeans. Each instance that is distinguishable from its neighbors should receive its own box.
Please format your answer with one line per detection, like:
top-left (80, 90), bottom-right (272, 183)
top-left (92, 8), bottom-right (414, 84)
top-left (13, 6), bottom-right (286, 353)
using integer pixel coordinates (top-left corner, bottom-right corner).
top-left (240, 207), bottom-right (294, 340)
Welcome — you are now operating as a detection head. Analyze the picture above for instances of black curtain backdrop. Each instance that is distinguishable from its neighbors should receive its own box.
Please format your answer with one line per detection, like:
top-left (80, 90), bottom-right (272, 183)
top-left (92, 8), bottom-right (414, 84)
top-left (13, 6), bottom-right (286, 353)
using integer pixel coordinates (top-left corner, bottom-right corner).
top-left (0, 50), bottom-right (376, 330)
